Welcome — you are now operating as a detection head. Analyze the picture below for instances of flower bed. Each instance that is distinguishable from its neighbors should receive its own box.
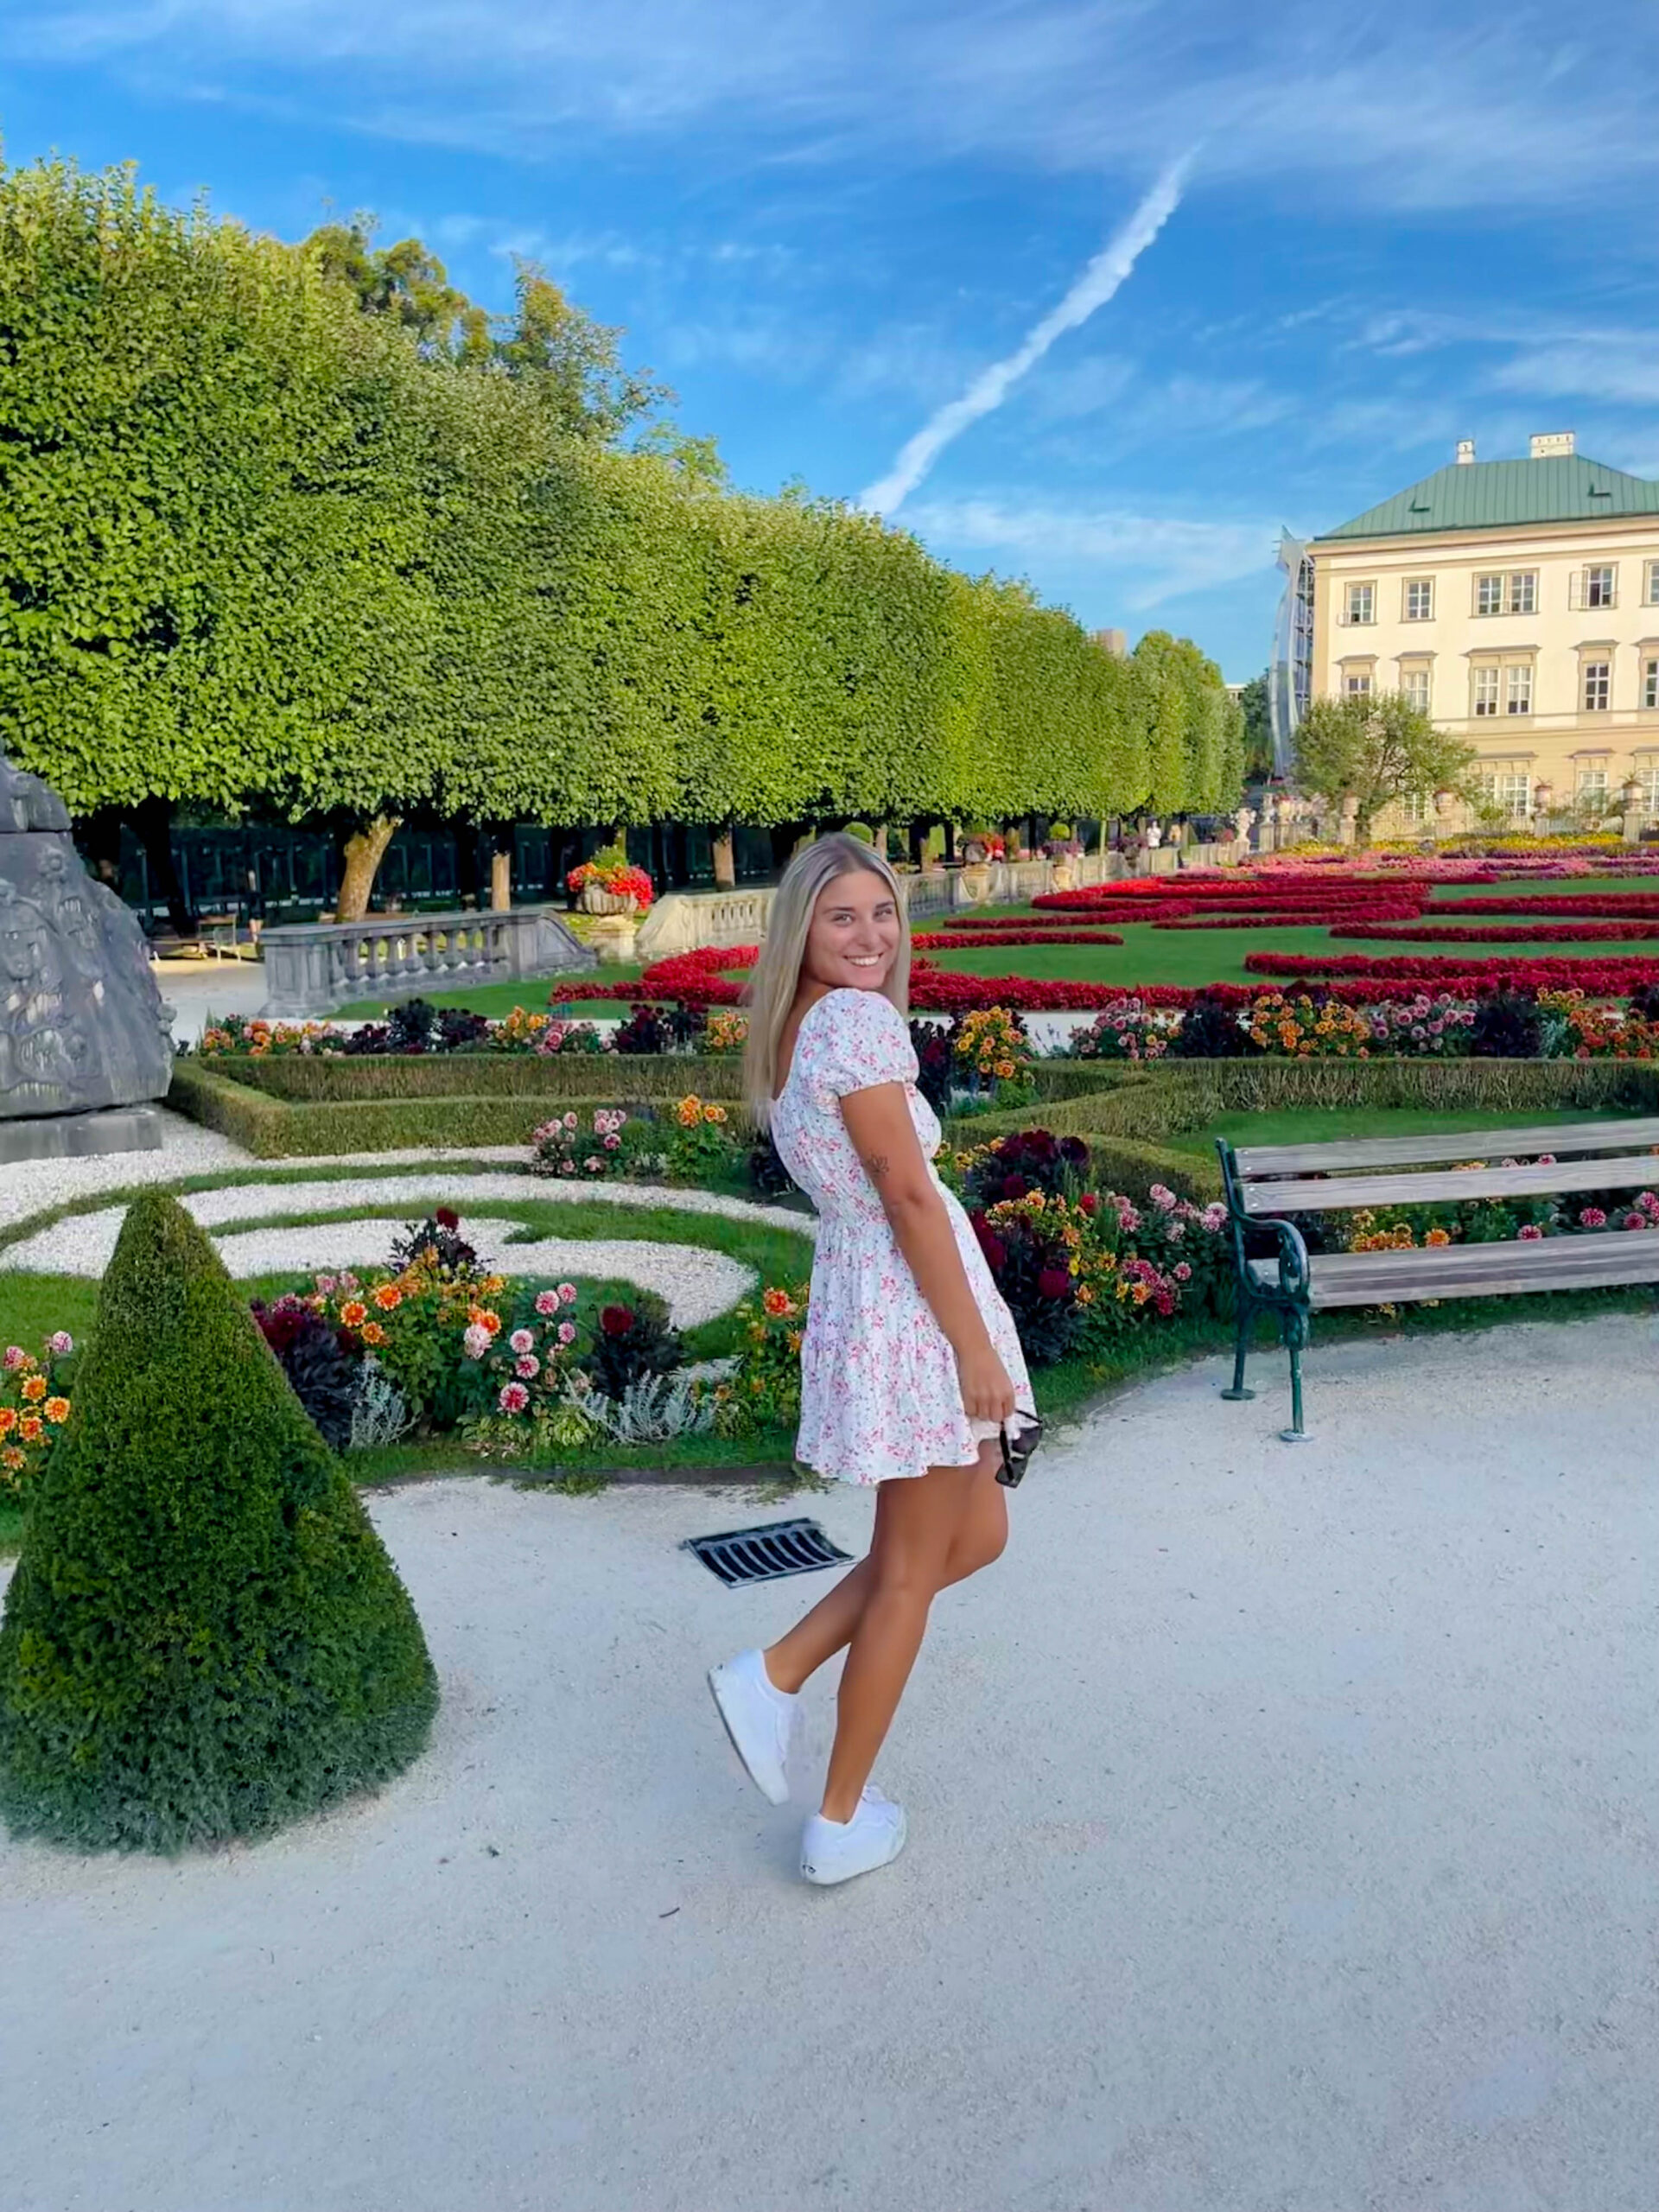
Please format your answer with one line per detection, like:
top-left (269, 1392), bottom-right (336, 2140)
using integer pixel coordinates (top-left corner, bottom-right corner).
top-left (1244, 953), bottom-right (1659, 992)
top-left (913, 928), bottom-right (1124, 949)
top-left (0, 1335), bottom-right (76, 1500)
top-left (1329, 921), bottom-right (1659, 944)
top-left (1153, 905), bottom-right (1426, 930)
top-left (932, 1131), bottom-right (1230, 1365)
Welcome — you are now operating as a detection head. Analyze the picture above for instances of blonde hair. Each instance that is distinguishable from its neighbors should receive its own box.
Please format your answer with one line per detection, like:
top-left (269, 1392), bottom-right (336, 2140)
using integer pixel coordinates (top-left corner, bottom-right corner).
top-left (742, 833), bottom-right (912, 1129)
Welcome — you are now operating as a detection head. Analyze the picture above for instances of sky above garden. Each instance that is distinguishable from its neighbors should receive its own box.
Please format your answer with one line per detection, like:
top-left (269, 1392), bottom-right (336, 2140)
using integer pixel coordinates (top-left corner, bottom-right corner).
top-left (5, 2), bottom-right (1658, 680)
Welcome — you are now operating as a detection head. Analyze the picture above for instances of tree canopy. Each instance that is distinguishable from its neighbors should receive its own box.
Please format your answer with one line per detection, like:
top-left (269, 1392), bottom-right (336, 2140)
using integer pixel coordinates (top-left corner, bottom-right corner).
top-left (1293, 690), bottom-right (1477, 842)
top-left (0, 156), bottom-right (1244, 904)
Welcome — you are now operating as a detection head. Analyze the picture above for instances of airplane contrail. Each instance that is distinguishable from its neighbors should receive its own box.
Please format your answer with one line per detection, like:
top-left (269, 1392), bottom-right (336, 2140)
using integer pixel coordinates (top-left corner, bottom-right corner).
top-left (859, 156), bottom-right (1194, 517)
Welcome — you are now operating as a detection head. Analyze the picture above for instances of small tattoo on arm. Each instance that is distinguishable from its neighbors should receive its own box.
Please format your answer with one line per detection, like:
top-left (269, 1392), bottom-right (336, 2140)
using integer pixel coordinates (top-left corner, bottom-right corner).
top-left (862, 1153), bottom-right (891, 1181)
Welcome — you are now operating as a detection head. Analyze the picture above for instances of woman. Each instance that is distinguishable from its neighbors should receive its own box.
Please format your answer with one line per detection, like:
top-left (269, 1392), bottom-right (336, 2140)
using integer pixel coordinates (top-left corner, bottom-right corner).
top-left (709, 834), bottom-right (1033, 1886)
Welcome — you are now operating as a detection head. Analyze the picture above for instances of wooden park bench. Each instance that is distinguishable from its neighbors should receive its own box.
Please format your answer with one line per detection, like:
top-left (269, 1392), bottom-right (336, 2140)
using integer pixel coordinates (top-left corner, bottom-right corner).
top-left (1217, 1118), bottom-right (1659, 1440)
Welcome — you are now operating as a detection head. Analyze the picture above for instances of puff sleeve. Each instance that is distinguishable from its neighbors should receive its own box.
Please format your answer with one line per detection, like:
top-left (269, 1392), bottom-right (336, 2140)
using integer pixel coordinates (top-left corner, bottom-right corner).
top-left (815, 988), bottom-right (917, 1099)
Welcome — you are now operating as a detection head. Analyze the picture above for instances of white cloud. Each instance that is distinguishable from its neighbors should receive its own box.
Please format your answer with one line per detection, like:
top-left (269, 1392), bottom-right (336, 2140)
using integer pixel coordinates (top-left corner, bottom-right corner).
top-left (902, 496), bottom-right (1281, 608)
top-left (1491, 344), bottom-right (1659, 409)
top-left (10, 1), bottom-right (1659, 219)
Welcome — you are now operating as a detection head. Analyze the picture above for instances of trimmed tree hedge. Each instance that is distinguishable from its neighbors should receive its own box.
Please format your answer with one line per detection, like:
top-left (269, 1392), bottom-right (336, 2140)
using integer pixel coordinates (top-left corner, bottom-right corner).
top-left (1, 156), bottom-right (1243, 888)
top-left (0, 1192), bottom-right (438, 1851)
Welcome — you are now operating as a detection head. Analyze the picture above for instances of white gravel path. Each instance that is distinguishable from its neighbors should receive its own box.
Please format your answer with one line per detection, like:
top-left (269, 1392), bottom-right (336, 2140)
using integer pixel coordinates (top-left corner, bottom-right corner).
top-left (3, 1318), bottom-right (1655, 2212)
top-left (0, 1109), bottom-right (545, 1233)
top-left (3, 1172), bottom-right (815, 1279)
top-left (207, 1220), bottom-right (753, 1329)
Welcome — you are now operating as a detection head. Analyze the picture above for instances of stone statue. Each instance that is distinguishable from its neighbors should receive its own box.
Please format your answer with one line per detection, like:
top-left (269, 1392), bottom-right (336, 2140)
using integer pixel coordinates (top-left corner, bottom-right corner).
top-left (0, 749), bottom-right (173, 1134)
top-left (1145, 819), bottom-right (1163, 849)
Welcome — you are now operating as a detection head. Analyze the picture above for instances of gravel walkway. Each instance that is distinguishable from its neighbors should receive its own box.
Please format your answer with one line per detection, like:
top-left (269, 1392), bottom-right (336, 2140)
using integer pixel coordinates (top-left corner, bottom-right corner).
top-left (3, 1318), bottom-right (1654, 2211)
top-left (207, 1220), bottom-right (753, 1328)
top-left (3, 1172), bottom-right (815, 1278)
top-left (0, 1109), bottom-right (547, 1235)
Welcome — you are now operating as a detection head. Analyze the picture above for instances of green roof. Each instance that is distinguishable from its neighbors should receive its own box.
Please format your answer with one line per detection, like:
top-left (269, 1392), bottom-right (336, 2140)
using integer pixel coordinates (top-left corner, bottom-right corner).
top-left (1319, 454), bottom-right (1659, 542)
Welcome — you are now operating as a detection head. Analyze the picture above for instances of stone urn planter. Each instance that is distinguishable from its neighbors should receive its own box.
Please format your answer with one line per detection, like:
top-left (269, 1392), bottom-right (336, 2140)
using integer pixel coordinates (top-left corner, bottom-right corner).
top-left (579, 883), bottom-right (639, 917)
top-left (958, 865), bottom-right (993, 902)
top-left (587, 914), bottom-right (639, 963)
top-left (1050, 861), bottom-right (1077, 893)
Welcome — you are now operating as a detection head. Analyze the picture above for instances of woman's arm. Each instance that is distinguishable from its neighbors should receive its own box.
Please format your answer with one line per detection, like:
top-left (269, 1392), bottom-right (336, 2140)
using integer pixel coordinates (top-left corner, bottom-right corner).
top-left (839, 1082), bottom-right (1016, 1423)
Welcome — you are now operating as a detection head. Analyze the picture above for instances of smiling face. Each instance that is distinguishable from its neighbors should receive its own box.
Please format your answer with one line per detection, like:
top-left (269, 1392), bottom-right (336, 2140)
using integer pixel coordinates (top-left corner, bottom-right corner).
top-left (801, 868), bottom-right (901, 995)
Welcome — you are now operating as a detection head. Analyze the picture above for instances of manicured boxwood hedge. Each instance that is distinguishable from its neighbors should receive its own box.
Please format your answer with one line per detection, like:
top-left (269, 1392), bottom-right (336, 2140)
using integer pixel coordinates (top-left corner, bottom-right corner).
top-left (168, 1061), bottom-right (760, 1159)
top-left (225, 1053), bottom-right (749, 1103)
top-left (0, 1193), bottom-right (439, 1852)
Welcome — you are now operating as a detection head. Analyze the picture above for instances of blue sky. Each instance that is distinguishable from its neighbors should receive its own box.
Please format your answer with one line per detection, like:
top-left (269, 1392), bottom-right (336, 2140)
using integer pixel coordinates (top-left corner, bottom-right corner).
top-left (5, 3), bottom-right (1659, 681)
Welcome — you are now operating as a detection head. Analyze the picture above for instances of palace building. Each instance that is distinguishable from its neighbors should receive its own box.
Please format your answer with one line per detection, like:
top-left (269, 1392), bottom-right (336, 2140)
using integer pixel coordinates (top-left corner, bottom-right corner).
top-left (1294, 435), bottom-right (1659, 831)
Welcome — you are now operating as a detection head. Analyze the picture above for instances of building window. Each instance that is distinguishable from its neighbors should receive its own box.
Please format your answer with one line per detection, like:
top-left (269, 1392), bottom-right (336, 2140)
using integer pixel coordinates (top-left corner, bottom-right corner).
top-left (1577, 563), bottom-right (1618, 610)
top-left (1476, 766), bottom-right (1531, 817)
top-left (1477, 571), bottom-right (1536, 615)
top-left (1397, 791), bottom-right (1430, 825)
top-left (1504, 664), bottom-right (1533, 715)
top-left (1645, 561), bottom-right (1659, 607)
top-left (1644, 656), bottom-right (1659, 711)
top-left (1403, 578), bottom-right (1434, 621)
top-left (1634, 760), bottom-right (1659, 811)
top-left (1472, 665), bottom-right (1500, 716)
top-left (1402, 666), bottom-right (1431, 714)
top-left (1344, 582), bottom-right (1375, 626)
top-left (1344, 671), bottom-right (1373, 697)
top-left (1583, 659), bottom-right (1611, 712)
top-left (1577, 764), bottom-right (1611, 810)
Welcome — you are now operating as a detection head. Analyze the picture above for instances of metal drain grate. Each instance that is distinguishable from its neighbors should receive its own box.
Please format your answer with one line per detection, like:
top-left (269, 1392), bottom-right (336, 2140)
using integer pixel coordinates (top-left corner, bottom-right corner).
top-left (683, 1518), bottom-right (852, 1587)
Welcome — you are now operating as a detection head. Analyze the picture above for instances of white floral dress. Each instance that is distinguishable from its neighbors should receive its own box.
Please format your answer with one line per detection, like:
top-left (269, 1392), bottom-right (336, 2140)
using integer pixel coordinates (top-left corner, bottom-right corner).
top-left (769, 987), bottom-right (1033, 1484)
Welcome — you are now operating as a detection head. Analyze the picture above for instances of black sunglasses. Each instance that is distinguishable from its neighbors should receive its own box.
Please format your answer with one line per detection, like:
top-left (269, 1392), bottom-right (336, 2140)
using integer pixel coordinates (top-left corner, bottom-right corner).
top-left (995, 1409), bottom-right (1044, 1488)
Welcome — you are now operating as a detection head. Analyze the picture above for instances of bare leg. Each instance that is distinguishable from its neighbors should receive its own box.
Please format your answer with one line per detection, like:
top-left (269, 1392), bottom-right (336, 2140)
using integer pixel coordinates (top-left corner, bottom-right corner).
top-left (817, 1447), bottom-right (1005, 1822)
top-left (764, 1453), bottom-right (1007, 1696)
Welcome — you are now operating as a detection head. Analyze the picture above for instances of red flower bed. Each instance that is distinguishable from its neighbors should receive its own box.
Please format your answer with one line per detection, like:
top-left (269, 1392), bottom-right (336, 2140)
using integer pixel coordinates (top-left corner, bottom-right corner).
top-left (1245, 951), bottom-right (1659, 992)
top-left (1330, 921), bottom-right (1659, 944)
top-left (913, 929), bottom-right (1123, 950)
top-left (1153, 904), bottom-right (1425, 931)
top-left (1439, 893), bottom-right (1659, 918)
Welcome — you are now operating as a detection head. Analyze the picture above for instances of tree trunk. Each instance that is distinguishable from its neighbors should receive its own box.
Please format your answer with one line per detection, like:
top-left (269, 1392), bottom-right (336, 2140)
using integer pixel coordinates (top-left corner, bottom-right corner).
top-left (336, 815), bottom-right (401, 923)
top-left (712, 826), bottom-right (736, 890)
top-left (489, 848), bottom-right (512, 912)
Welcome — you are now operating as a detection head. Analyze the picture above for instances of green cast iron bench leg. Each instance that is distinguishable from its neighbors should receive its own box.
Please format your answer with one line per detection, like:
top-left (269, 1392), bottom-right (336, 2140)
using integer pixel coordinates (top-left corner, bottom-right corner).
top-left (1220, 1299), bottom-right (1255, 1402)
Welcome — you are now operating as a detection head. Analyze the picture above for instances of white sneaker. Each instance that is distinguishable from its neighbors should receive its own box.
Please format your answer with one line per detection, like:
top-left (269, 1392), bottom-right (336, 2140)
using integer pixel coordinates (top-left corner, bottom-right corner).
top-left (800, 1786), bottom-right (908, 1885)
top-left (708, 1648), bottom-right (797, 1805)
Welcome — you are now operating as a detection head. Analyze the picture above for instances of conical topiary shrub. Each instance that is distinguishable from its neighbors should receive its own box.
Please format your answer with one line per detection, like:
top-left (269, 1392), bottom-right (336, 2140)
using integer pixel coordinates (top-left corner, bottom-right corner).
top-left (0, 1192), bottom-right (439, 1851)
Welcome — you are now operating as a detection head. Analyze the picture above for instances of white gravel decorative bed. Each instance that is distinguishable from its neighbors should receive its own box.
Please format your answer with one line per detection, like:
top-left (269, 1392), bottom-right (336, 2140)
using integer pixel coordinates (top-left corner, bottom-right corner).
top-left (2, 1169), bottom-right (815, 1335)
top-left (204, 1221), bottom-right (755, 1331)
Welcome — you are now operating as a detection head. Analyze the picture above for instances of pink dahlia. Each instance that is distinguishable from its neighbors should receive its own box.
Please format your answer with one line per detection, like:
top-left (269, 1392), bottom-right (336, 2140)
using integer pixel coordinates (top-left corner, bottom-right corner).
top-left (534, 1289), bottom-right (560, 1316)
top-left (510, 1327), bottom-right (535, 1355)
top-left (498, 1382), bottom-right (531, 1414)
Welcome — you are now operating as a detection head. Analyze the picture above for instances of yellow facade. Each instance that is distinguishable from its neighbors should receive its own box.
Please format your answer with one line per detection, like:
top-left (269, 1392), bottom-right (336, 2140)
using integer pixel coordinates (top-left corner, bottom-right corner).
top-left (1309, 447), bottom-right (1659, 831)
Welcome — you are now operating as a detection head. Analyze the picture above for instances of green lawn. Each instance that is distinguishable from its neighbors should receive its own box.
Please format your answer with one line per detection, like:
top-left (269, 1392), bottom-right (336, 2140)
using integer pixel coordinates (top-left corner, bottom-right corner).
top-left (1163, 1103), bottom-right (1638, 1159)
top-left (336, 971), bottom-right (647, 1020)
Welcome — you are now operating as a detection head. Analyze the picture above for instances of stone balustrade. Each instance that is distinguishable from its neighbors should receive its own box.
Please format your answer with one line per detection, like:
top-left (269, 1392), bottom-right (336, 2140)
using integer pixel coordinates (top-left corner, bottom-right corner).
top-left (259, 905), bottom-right (595, 1017)
top-left (634, 849), bottom-right (1240, 959)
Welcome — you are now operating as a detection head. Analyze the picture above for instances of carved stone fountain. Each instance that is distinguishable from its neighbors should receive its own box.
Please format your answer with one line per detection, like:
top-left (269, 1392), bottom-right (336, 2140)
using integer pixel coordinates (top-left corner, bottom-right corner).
top-left (0, 753), bottom-right (174, 1161)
